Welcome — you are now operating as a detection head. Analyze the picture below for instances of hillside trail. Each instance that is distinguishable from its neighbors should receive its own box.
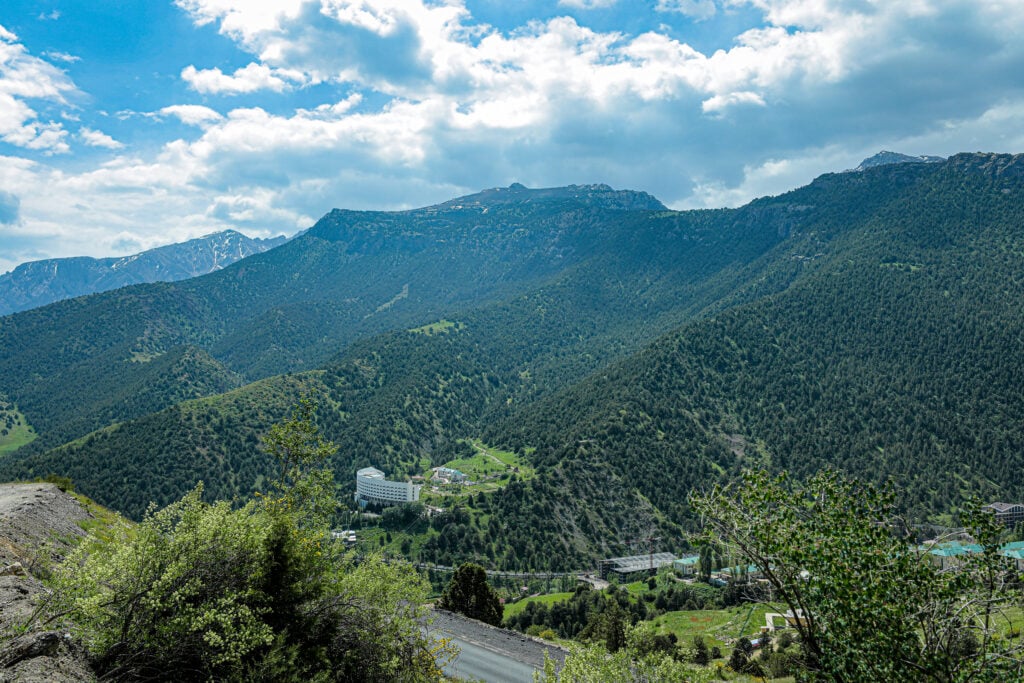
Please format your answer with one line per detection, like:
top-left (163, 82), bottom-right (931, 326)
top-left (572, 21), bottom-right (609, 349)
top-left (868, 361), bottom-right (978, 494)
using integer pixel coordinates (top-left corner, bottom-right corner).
top-left (471, 441), bottom-right (504, 466)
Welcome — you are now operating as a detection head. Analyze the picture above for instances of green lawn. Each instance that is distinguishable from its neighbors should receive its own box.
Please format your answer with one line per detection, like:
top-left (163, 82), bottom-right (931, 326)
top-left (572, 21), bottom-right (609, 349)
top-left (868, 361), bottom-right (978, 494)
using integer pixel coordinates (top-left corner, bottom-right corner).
top-left (0, 401), bottom-right (36, 455)
top-left (430, 439), bottom-right (535, 495)
top-left (503, 592), bottom-right (574, 620)
top-left (651, 604), bottom-right (783, 648)
top-left (624, 579), bottom-right (655, 596)
top-left (442, 452), bottom-right (509, 479)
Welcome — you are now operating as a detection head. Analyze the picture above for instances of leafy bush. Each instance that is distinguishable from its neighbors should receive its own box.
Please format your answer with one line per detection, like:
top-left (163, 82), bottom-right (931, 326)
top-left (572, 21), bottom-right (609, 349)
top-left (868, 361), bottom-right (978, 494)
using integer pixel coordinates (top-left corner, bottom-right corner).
top-left (45, 400), bottom-right (453, 681)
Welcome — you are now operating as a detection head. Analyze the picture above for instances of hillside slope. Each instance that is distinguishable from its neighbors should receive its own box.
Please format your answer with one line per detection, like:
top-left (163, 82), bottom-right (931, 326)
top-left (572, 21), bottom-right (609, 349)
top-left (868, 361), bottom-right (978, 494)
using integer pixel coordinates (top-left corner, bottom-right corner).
top-left (0, 483), bottom-right (104, 681)
top-left (490, 152), bottom-right (1024, 535)
top-left (0, 161), bottom-right (966, 525)
top-left (0, 182), bottom-right (785, 456)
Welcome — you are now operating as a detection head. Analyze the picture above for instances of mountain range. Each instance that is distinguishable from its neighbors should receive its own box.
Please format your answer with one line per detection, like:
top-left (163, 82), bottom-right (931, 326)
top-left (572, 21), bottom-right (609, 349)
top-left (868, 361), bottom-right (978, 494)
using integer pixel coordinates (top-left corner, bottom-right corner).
top-left (0, 230), bottom-right (288, 316)
top-left (2, 152), bottom-right (1023, 570)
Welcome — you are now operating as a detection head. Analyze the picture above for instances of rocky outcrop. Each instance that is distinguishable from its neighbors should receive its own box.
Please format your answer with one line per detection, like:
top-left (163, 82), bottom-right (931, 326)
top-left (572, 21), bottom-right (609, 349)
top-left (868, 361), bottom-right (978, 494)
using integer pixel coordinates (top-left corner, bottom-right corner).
top-left (0, 483), bottom-right (95, 681)
top-left (854, 150), bottom-right (944, 171)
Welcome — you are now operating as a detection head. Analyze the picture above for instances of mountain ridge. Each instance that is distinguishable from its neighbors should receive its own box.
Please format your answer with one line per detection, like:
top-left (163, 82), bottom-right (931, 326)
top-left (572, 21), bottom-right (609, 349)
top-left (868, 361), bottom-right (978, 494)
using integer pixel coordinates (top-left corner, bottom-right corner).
top-left (854, 150), bottom-right (945, 171)
top-left (0, 230), bottom-right (288, 316)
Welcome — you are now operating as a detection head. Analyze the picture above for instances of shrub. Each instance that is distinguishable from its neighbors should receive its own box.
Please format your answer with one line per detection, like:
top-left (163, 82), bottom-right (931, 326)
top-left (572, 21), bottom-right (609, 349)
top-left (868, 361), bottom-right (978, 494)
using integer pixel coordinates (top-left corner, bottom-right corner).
top-left (45, 400), bottom-right (453, 681)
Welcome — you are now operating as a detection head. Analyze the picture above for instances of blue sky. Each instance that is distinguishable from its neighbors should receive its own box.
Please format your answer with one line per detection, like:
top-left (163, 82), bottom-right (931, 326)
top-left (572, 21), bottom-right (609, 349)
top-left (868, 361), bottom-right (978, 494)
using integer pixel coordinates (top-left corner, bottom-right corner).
top-left (1, 0), bottom-right (1024, 273)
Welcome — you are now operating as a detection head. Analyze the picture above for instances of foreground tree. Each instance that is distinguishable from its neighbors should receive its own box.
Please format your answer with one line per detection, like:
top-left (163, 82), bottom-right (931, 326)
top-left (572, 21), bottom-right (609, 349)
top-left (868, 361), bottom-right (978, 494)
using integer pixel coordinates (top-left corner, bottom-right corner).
top-left (46, 399), bottom-right (454, 681)
top-left (690, 469), bottom-right (1024, 682)
top-left (437, 562), bottom-right (503, 626)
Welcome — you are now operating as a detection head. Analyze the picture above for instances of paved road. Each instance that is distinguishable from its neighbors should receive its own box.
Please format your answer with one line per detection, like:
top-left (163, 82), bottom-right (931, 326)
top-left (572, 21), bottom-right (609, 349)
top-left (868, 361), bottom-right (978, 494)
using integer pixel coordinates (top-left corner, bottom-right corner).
top-left (429, 610), bottom-right (566, 683)
top-left (443, 635), bottom-right (546, 683)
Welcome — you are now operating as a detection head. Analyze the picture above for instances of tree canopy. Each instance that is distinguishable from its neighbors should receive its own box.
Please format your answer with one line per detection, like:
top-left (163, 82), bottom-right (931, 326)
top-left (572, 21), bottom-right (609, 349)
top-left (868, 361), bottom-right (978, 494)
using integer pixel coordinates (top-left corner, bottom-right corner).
top-left (690, 469), bottom-right (1024, 682)
top-left (437, 563), bottom-right (503, 627)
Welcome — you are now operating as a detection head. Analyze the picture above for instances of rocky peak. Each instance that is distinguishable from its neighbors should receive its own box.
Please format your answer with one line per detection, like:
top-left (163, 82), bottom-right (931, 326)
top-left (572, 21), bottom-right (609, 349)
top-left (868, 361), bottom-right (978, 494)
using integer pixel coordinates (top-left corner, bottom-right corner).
top-left (439, 182), bottom-right (667, 211)
top-left (854, 151), bottom-right (945, 171)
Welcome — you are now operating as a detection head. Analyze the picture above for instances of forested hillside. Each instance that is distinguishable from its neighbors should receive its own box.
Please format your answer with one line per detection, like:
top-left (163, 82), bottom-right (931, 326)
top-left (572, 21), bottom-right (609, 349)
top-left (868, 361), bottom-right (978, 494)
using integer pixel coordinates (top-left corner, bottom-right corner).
top-left (490, 152), bottom-right (1024, 533)
top-left (0, 163), bottom-right (932, 516)
top-left (4, 154), bottom-right (1024, 570)
top-left (0, 184), bottom-right (673, 454)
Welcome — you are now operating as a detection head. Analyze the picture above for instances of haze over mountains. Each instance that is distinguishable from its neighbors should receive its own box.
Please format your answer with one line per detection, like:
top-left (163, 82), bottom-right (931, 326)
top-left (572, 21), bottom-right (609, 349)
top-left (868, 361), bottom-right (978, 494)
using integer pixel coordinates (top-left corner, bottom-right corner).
top-left (2, 152), bottom-right (1024, 569)
top-left (0, 230), bottom-right (288, 316)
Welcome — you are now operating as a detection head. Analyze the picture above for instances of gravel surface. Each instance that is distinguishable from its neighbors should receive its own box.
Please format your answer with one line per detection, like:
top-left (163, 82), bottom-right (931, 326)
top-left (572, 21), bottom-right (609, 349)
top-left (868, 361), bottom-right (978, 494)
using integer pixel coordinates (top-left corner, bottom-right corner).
top-left (0, 483), bottom-right (89, 568)
top-left (0, 483), bottom-right (95, 682)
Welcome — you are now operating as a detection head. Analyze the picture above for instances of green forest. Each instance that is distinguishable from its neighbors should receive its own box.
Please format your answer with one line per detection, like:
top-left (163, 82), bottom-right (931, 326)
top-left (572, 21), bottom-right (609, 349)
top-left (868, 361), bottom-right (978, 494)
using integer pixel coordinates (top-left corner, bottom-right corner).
top-left (3, 154), bottom-right (1024, 572)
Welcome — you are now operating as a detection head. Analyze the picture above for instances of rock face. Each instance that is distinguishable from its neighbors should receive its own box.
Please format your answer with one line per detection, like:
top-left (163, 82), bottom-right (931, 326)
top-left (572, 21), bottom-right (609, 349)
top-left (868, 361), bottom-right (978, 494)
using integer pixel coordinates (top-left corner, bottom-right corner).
top-left (0, 483), bottom-right (95, 682)
top-left (854, 150), bottom-right (945, 171)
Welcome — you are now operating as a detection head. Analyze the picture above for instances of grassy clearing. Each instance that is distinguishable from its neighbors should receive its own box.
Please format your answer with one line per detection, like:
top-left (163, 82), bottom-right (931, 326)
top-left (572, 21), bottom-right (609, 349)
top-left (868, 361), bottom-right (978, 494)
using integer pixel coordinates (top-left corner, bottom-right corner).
top-left (994, 605), bottom-right (1024, 637)
top-left (0, 399), bottom-right (36, 454)
top-left (440, 440), bottom-right (533, 480)
top-left (503, 592), bottom-right (574, 620)
top-left (426, 439), bottom-right (535, 496)
top-left (408, 319), bottom-right (464, 335)
top-left (651, 604), bottom-right (782, 648)
top-left (623, 579), bottom-right (655, 596)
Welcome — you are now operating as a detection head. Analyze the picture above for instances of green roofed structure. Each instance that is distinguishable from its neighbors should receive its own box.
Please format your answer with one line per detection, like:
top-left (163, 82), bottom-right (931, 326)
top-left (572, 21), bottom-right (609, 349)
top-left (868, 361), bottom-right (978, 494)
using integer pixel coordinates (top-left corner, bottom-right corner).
top-left (673, 555), bottom-right (700, 576)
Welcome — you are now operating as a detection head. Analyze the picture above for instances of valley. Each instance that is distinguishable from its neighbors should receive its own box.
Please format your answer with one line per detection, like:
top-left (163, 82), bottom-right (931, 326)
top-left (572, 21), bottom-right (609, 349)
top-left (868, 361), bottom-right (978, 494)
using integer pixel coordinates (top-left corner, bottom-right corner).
top-left (3, 154), bottom-right (1024, 678)
top-left (3, 155), bottom-right (1024, 574)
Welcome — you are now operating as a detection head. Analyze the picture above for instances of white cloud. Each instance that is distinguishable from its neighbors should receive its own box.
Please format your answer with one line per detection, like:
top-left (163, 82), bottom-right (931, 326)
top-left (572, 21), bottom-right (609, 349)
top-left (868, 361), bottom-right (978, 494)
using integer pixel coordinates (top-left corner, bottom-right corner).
top-left (0, 23), bottom-right (76, 154)
top-left (42, 51), bottom-right (80, 63)
top-left (79, 127), bottom-right (123, 149)
top-left (160, 104), bottom-right (225, 126)
top-left (181, 62), bottom-right (298, 94)
top-left (702, 90), bottom-right (765, 113)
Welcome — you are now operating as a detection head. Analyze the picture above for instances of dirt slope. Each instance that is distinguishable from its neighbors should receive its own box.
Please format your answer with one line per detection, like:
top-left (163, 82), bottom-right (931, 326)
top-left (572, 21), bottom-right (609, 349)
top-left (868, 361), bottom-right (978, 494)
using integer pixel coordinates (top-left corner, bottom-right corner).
top-left (0, 483), bottom-right (95, 681)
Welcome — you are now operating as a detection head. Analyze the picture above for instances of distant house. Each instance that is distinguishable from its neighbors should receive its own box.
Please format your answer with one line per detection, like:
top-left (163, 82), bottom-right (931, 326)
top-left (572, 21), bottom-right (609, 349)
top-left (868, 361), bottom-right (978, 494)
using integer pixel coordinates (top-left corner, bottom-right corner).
top-left (983, 502), bottom-right (1024, 527)
top-left (330, 529), bottom-right (357, 546)
top-left (354, 467), bottom-right (422, 506)
top-left (923, 539), bottom-right (1024, 571)
top-left (673, 555), bottom-right (700, 577)
top-left (432, 467), bottom-right (468, 483)
top-left (598, 553), bottom-right (676, 579)
top-left (764, 609), bottom-right (807, 632)
top-left (714, 564), bottom-right (762, 582)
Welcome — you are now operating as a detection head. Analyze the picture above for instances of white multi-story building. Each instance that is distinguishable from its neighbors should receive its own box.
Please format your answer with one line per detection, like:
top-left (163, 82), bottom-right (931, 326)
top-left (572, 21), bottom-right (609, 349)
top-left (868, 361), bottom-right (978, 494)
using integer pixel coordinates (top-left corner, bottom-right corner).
top-left (355, 467), bottom-right (422, 506)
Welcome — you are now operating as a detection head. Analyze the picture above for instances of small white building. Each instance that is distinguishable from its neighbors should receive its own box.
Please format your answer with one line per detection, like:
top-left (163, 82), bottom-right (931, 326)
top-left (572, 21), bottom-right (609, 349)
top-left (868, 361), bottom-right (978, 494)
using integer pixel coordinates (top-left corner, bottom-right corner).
top-left (330, 529), bottom-right (357, 546)
top-left (355, 467), bottom-right (422, 506)
top-left (432, 466), bottom-right (468, 483)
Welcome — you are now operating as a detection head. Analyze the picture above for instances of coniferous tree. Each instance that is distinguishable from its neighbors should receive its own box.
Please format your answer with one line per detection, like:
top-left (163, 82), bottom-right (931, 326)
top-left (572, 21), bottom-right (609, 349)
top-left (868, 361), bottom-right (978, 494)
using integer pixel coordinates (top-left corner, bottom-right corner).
top-left (437, 562), bottom-right (503, 626)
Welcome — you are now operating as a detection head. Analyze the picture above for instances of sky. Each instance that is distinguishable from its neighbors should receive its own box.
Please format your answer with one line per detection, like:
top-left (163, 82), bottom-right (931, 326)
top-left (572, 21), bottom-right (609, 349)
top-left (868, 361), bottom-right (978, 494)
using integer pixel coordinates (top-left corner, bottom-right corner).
top-left (1, 0), bottom-right (1023, 274)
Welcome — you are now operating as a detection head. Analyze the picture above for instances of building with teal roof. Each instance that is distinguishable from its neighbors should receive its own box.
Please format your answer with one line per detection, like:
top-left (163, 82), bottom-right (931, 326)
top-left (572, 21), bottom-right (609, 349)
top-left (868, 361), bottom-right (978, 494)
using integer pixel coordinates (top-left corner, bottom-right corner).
top-left (923, 540), bottom-right (1024, 570)
top-left (673, 555), bottom-right (700, 576)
